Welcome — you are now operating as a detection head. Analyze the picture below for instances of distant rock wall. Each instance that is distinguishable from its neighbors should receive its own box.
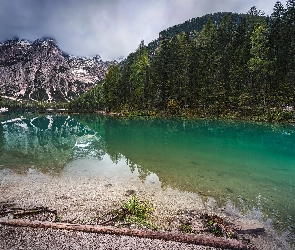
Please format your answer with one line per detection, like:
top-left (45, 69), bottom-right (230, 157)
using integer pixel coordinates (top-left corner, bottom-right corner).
top-left (0, 37), bottom-right (114, 102)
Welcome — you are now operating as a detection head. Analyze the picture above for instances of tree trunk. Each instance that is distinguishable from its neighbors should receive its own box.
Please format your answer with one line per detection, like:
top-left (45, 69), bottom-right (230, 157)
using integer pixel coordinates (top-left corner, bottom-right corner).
top-left (0, 218), bottom-right (255, 250)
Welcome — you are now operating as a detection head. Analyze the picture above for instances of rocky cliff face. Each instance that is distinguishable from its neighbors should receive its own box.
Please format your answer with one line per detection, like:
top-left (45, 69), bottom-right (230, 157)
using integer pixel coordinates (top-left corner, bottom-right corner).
top-left (0, 37), bottom-right (113, 102)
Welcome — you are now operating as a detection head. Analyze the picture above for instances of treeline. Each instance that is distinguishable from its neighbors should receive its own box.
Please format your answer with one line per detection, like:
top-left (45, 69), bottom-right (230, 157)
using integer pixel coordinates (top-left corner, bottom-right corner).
top-left (0, 97), bottom-right (67, 112)
top-left (158, 12), bottom-right (244, 40)
top-left (69, 1), bottom-right (295, 121)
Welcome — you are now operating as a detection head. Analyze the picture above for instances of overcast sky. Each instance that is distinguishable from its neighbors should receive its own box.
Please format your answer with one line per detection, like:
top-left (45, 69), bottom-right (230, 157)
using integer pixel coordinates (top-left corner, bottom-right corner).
top-left (0, 0), bottom-right (281, 60)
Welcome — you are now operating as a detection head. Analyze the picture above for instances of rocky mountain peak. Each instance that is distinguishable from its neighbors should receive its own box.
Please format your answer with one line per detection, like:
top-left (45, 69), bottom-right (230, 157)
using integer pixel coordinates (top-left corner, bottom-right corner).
top-left (0, 37), bottom-right (114, 103)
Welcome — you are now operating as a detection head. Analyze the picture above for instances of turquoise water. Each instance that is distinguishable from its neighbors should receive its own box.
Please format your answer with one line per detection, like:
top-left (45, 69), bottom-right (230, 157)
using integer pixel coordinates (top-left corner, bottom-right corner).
top-left (0, 113), bottom-right (294, 238)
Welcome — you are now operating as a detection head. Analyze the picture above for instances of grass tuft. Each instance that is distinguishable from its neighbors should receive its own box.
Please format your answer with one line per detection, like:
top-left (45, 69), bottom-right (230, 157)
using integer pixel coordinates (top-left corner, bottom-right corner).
top-left (112, 196), bottom-right (159, 229)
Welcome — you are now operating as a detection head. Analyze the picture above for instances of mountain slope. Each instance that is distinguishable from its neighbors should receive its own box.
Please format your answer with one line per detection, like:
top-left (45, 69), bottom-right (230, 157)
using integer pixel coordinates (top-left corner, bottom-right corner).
top-left (159, 12), bottom-right (244, 39)
top-left (147, 12), bottom-right (245, 55)
top-left (71, 6), bottom-right (295, 122)
top-left (0, 37), bottom-right (113, 103)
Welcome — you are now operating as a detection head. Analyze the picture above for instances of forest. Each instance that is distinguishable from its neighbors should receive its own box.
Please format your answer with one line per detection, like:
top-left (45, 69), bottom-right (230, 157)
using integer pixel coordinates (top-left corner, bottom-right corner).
top-left (69, 1), bottom-right (295, 122)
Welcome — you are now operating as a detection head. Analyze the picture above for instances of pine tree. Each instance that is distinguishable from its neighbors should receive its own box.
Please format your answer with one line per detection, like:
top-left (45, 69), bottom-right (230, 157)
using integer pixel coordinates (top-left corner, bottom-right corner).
top-left (129, 41), bottom-right (149, 110)
top-left (216, 14), bottom-right (235, 110)
top-left (120, 53), bottom-right (136, 110)
top-left (229, 17), bottom-right (251, 110)
top-left (285, 0), bottom-right (295, 89)
top-left (249, 20), bottom-right (272, 107)
top-left (269, 1), bottom-right (287, 105)
top-left (195, 19), bottom-right (219, 114)
top-left (149, 39), bottom-right (171, 109)
top-left (103, 64), bottom-right (121, 112)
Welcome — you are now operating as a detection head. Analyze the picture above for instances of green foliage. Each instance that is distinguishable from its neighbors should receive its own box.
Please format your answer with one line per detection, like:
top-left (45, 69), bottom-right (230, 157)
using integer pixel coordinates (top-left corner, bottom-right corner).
top-left (249, 21), bottom-right (270, 73)
top-left (55, 215), bottom-right (61, 222)
top-left (206, 220), bottom-right (223, 237)
top-left (158, 12), bottom-right (244, 40)
top-left (180, 222), bottom-right (193, 233)
top-left (265, 109), bottom-right (293, 122)
top-left (129, 41), bottom-right (149, 110)
top-left (112, 196), bottom-right (158, 229)
top-left (167, 99), bottom-right (180, 115)
top-left (204, 214), bottom-right (237, 239)
top-left (0, 96), bottom-right (69, 111)
top-left (68, 81), bottom-right (103, 112)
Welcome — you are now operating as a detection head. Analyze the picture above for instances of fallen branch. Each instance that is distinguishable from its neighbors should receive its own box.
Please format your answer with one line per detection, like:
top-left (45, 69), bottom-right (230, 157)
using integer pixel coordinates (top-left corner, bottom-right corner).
top-left (0, 207), bottom-right (24, 216)
top-left (13, 207), bottom-right (57, 219)
top-left (0, 218), bottom-right (256, 250)
top-left (0, 206), bottom-right (57, 219)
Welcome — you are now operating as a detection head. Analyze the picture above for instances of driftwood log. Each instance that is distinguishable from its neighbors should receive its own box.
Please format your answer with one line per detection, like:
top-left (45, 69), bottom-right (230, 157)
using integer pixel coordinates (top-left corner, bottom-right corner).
top-left (0, 218), bottom-right (255, 250)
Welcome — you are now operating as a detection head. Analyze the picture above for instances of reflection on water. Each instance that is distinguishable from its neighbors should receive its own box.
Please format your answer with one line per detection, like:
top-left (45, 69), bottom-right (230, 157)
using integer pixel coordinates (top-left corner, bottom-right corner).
top-left (1, 113), bottom-right (295, 241)
top-left (99, 116), bottom-right (295, 237)
top-left (0, 114), bottom-right (104, 173)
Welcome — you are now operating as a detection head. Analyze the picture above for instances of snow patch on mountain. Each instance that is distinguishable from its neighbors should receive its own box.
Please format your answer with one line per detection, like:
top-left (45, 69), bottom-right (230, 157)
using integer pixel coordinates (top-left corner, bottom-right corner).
top-left (0, 37), bottom-right (114, 103)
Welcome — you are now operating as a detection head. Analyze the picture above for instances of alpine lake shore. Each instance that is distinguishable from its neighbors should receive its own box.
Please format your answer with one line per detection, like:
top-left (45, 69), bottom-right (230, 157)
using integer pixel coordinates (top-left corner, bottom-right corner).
top-left (0, 109), bottom-right (292, 249)
top-left (0, 166), bottom-right (289, 250)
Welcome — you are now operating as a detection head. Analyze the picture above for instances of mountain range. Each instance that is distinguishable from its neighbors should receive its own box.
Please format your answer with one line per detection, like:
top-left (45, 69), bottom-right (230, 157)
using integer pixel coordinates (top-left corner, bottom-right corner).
top-left (0, 37), bottom-right (114, 103)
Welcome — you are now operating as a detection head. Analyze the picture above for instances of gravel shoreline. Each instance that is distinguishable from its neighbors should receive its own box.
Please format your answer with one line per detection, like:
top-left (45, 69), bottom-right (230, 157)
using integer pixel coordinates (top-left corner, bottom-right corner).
top-left (0, 168), bottom-right (291, 250)
top-left (0, 225), bottom-right (216, 250)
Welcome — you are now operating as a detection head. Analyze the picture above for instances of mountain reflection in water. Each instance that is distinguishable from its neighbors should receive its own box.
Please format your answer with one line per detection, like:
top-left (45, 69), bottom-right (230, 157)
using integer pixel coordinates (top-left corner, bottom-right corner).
top-left (0, 114), bottom-right (103, 173)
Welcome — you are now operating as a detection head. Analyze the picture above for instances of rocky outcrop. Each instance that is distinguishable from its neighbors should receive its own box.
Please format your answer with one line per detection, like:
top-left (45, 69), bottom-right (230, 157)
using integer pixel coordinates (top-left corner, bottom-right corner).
top-left (0, 37), bottom-right (114, 102)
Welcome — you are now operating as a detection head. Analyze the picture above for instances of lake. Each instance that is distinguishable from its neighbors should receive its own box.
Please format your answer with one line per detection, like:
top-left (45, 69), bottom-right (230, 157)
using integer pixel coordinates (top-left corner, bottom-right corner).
top-left (0, 112), bottom-right (294, 243)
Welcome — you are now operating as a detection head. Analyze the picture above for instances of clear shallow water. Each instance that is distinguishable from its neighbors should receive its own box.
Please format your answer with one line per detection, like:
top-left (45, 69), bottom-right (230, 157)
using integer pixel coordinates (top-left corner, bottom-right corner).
top-left (0, 113), bottom-right (295, 239)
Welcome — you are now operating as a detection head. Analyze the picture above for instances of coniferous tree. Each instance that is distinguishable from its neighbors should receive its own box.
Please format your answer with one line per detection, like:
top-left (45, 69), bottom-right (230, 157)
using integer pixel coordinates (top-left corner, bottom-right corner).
top-left (229, 17), bottom-right (251, 110)
top-left (103, 64), bottom-right (121, 111)
top-left (269, 1), bottom-right (286, 104)
top-left (285, 0), bottom-right (295, 91)
top-left (249, 20), bottom-right (272, 107)
top-left (149, 39), bottom-right (171, 109)
top-left (215, 14), bottom-right (235, 111)
top-left (120, 53), bottom-right (136, 109)
top-left (195, 19), bottom-right (219, 114)
top-left (129, 41), bottom-right (149, 110)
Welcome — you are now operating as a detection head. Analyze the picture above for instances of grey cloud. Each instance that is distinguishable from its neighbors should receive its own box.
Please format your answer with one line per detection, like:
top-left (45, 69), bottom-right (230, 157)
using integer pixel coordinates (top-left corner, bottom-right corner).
top-left (0, 0), bottom-right (281, 60)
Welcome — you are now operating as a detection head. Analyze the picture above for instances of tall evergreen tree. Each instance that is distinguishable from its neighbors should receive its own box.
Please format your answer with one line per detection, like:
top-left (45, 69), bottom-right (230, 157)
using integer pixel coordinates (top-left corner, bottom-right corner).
top-left (103, 64), bottom-right (121, 111)
top-left (195, 19), bottom-right (219, 114)
top-left (249, 20), bottom-right (272, 107)
top-left (129, 41), bottom-right (149, 110)
top-left (269, 1), bottom-right (288, 104)
top-left (149, 39), bottom-right (171, 109)
top-left (120, 53), bottom-right (136, 109)
top-left (216, 14), bottom-right (235, 110)
top-left (229, 17), bottom-right (251, 109)
top-left (285, 0), bottom-right (295, 88)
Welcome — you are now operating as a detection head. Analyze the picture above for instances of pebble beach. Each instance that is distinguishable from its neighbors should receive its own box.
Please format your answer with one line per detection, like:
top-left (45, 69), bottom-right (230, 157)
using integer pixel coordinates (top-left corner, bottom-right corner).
top-left (0, 167), bottom-right (291, 250)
